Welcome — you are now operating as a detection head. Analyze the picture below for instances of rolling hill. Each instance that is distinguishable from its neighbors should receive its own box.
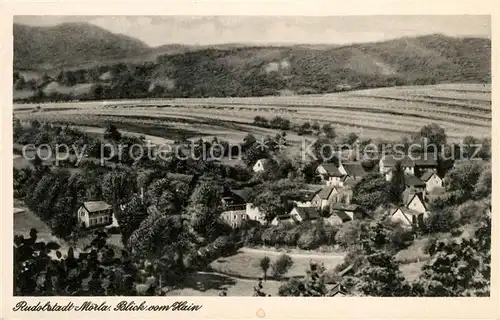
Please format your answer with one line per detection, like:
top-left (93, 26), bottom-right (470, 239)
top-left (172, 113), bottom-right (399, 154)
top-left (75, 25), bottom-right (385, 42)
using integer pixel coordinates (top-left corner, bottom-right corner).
top-left (13, 22), bottom-right (491, 100)
top-left (14, 22), bottom-right (151, 69)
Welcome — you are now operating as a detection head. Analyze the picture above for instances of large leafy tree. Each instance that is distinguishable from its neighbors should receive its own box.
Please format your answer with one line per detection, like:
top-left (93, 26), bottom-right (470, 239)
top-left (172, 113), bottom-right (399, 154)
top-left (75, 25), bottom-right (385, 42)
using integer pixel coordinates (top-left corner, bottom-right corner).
top-left (444, 163), bottom-right (482, 199)
top-left (101, 167), bottom-right (137, 210)
top-left (14, 229), bottom-right (140, 296)
top-left (418, 123), bottom-right (447, 151)
top-left (251, 179), bottom-right (304, 222)
top-left (411, 214), bottom-right (491, 297)
top-left (352, 172), bottom-right (392, 211)
top-left (185, 178), bottom-right (226, 239)
top-left (116, 195), bottom-right (148, 246)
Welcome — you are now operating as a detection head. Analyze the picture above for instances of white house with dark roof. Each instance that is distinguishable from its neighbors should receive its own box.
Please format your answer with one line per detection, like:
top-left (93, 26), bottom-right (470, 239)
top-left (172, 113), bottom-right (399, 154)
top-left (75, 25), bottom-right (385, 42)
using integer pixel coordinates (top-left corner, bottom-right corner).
top-left (311, 186), bottom-right (338, 211)
top-left (342, 162), bottom-right (367, 180)
top-left (78, 201), bottom-right (113, 228)
top-left (380, 154), bottom-right (438, 180)
top-left (390, 191), bottom-right (429, 228)
top-left (330, 203), bottom-right (370, 224)
top-left (220, 190), bottom-right (248, 228)
top-left (316, 161), bottom-right (368, 187)
top-left (420, 170), bottom-right (443, 192)
top-left (271, 207), bottom-right (320, 226)
top-left (316, 163), bottom-right (345, 186)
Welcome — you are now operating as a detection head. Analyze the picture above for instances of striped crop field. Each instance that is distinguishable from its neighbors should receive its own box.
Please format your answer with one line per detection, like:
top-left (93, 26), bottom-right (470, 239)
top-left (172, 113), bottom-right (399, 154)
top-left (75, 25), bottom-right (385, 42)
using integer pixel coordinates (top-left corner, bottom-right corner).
top-left (13, 83), bottom-right (491, 145)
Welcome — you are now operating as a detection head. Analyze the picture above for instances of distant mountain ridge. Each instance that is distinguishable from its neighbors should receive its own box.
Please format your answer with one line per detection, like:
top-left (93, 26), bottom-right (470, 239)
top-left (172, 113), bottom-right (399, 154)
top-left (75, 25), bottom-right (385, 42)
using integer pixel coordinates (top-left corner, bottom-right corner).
top-left (13, 22), bottom-right (491, 101)
top-left (14, 22), bottom-right (151, 69)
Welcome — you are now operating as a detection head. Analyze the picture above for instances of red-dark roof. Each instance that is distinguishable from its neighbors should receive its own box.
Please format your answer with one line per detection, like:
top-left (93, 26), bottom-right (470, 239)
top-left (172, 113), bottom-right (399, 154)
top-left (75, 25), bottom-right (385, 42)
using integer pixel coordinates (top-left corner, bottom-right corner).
top-left (83, 201), bottom-right (111, 213)
top-left (381, 154), bottom-right (438, 168)
top-left (293, 207), bottom-right (320, 220)
top-left (332, 203), bottom-right (361, 212)
top-left (314, 186), bottom-right (336, 200)
top-left (342, 162), bottom-right (366, 177)
top-left (404, 192), bottom-right (427, 210)
top-left (420, 170), bottom-right (437, 182)
top-left (318, 164), bottom-right (343, 177)
top-left (404, 174), bottom-right (426, 187)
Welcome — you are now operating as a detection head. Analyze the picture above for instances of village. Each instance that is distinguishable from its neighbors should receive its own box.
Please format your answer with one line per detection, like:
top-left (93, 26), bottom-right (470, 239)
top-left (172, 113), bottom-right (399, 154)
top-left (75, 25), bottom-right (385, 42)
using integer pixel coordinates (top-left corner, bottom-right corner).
top-left (78, 152), bottom-right (453, 232)
top-left (13, 112), bottom-right (492, 298)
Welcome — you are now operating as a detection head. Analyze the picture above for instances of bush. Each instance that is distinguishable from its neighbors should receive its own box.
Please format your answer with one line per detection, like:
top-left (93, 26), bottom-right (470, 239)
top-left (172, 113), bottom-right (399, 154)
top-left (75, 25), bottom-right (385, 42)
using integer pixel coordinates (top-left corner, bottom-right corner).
top-left (271, 254), bottom-right (294, 278)
top-left (422, 209), bottom-right (458, 234)
top-left (388, 226), bottom-right (415, 251)
top-left (335, 220), bottom-right (364, 249)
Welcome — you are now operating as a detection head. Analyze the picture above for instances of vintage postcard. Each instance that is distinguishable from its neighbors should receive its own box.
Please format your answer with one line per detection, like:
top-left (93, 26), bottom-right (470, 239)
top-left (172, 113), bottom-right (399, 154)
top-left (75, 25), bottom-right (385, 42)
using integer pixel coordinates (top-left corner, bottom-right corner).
top-left (1, 0), bottom-right (498, 319)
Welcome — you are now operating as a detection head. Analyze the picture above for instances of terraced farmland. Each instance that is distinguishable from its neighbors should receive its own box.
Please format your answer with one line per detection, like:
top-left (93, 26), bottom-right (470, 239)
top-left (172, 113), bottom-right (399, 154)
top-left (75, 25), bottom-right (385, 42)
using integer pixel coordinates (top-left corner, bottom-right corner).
top-left (13, 83), bottom-right (491, 145)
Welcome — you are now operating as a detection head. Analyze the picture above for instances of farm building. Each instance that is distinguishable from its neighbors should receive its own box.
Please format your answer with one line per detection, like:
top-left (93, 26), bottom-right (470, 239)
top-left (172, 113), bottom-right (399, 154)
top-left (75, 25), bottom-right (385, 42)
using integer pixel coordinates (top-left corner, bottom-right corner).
top-left (391, 191), bottom-right (429, 227)
top-left (403, 174), bottom-right (427, 197)
top-left (311, 186), bottom-right (339, 211)
top-left (379, 154), bottom-right (438, 178)
top-left (316, 161), bottom-right (367, 187)
top-left (316, 163), bottom-right (345, 186)
top-left (77, 201), bottom-right (113, 228)
top-left (271, 207), bottom-right (320, 226)
top-left (342, 162), bottom-right (368, 180)
top-left (293, 187), bottom-right (321, 207)
top-left (390, 207), bottom-right (426, 228)
top-left (420, 170), bottom-right (444, 192)
top-left (271, 214), bottom-right (295, 226)
top-left (331, 203), bottom-right (369, 223)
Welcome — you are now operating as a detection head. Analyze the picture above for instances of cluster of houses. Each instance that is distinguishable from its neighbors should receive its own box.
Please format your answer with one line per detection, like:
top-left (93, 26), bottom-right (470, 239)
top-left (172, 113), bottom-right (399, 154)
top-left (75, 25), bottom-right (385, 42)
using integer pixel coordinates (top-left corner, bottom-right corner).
top-left (220, 154), bottom-right (446, 229)
top-left (76, 153), bottom-right (451, 231)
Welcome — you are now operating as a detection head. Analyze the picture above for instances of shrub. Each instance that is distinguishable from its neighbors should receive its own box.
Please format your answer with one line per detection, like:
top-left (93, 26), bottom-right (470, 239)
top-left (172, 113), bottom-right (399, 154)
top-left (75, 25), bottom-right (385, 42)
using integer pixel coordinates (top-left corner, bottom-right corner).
top-left (422, 208), bottom-right (458, 234)
top-left (388, 226), bottom-right (415, 252)
top-left (271, 254), bottom-right (294, 278)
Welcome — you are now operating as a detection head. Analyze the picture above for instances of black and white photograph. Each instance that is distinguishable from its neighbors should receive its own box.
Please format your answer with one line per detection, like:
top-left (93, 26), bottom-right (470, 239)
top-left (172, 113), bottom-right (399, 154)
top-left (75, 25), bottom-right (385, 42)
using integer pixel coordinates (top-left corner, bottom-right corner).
top-left (11, 14), bottom-right (492, 299)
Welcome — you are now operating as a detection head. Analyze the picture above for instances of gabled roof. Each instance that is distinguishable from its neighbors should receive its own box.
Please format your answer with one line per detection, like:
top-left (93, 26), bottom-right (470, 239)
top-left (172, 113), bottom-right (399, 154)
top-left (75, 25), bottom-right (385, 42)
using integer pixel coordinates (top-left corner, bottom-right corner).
top-left (231, 188), bottom-right (253, 202)
top-left (381, 154), bottom-right (438, 168)
top-left (342, 162), bottom-right (366, 177)
top-left (404, 174), bottom-right (426, 187)
top-left (344, 178), bottom-right (361, 188)
top-left (420, 170), bottom-right (438, 182)
top-left (318, 163), bottom-right (343, 177)
top-left (222, 189), bottom-right (247, 206)
top-left (295, 190), bottom-right (317, 202)
top-left (399, 207), bottom-right (424, 216)
top-left (335, 210), bottom-right (353, 222)
top-left (403, 192), bottom-right (427, 211)
top-left (292, 206), bottom-right (320, 220)
top-left (332, 203), bottom-right (362, 212)
top-left (380, 155), bottom-right (415, 167)
top-left (314, 186), bottom-right (337, 200)
top-left (83, 201), bottom-right (112, 213)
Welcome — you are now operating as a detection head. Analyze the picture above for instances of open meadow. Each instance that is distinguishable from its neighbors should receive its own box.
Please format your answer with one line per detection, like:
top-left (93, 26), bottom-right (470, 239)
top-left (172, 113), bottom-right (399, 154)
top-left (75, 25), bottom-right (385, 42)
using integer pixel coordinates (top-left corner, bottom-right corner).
top-left (14, 83), bottom-right (491, 149)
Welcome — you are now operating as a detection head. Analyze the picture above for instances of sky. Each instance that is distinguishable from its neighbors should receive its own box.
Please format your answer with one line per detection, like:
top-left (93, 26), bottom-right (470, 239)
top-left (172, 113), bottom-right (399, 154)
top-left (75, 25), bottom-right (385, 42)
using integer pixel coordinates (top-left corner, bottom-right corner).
top-left (14, 15), bottom-right (491, 47)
